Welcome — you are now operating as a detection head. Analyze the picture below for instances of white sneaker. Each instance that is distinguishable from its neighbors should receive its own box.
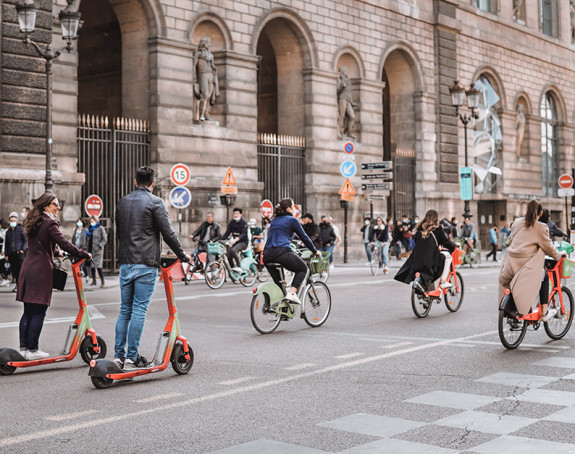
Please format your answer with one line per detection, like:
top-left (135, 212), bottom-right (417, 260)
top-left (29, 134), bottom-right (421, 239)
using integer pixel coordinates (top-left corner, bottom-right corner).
top-left (329, 264), bottom-right (335, 270)
top-left (0, 279), bottom-right (9, 287)
top-left (440, 281), bottom-right (452, 289)
top-left (284, 293), bottom-right (302, 305)
top-left (26, 350), bottom-right (50, 360)
top-left (232, 267), bottom-right (242, 274)
top-left (542, 308), bottom-right (558, 322)
top-left (383, 266), bottom-right (389, 274)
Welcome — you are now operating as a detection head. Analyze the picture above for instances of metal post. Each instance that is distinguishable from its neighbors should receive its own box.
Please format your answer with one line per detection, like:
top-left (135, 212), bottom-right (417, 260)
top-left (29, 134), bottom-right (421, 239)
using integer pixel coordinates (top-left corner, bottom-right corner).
top-left (45, 51), bottom-right (54, 193)
top-left (370, 201), bottom-right (373, 222)
top-left (340, 199), bottom-right (349, 264)
top-left (463, 118), bottom-right (470, 218)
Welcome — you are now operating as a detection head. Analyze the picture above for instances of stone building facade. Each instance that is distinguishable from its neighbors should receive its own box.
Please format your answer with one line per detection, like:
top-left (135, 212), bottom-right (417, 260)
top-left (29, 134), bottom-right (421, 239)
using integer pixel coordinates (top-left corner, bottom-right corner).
top-left (1, 0), bottom-right (575, 260)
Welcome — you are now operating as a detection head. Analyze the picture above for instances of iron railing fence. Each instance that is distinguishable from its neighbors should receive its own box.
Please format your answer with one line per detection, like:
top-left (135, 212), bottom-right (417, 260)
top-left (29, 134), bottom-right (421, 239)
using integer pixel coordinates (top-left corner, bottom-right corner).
top-left (393, 148), bottom-right (416, 221)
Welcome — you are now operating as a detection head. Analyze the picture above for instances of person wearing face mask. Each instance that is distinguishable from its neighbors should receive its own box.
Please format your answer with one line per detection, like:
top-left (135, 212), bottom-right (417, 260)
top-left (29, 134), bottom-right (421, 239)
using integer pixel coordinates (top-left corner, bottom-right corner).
top-left (5, 211), bottom-right (27, 292)
top-left (72, 218), bottom-right (89, 278)
top-left (221, 207), bottom-right (249, 273)
top-left (16, 194), bottom-right (92, 359)
top-left (360, 217), bottom-right (373, 264)
top-left (87, 215), bottom-right (107, 287)
top-left (0, 218), bottom-right (11, 287)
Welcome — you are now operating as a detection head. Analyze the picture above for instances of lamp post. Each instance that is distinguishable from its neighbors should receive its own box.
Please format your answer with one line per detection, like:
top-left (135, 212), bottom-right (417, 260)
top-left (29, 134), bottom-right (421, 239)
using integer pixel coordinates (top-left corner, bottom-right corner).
top-left (449, 79), bottom-right (480, 219)
top-left (16, 0), bottom-right (81, 194)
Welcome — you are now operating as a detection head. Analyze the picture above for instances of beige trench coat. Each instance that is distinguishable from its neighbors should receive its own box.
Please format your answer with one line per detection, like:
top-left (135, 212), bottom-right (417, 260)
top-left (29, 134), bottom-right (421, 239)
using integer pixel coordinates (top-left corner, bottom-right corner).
top-left (498, 218), bottom-right (561, 314)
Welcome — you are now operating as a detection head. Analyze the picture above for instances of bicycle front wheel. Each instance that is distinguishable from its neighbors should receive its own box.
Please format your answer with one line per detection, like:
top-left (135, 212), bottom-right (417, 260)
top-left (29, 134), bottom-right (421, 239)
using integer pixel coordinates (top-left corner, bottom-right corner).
top-left (470, 252), bottom-right (480, 269)
top-left (250, 293), bottom-right (281, 334)
top-left (444, 271), bottom-right (464, 312)
top-left (370, 257), bottom-right (380, 276)
top-left (205, 260), bottom-right (226, 289)
top-left (498, 311), bottom-right (527, 349)
top-left (544, 287), bottom-right (574, 340)
top-left (302, 282), bottom-right (331, 327)
top-left (411, 288), bottom-right (432, 318)
top-left (241, 264), bottom-right (258, 287)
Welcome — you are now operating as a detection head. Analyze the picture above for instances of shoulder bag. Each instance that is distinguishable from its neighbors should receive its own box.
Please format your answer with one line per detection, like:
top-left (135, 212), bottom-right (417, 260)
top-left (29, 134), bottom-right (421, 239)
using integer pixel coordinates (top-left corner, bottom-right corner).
top-left (37, 239), bottom-right (67, 291)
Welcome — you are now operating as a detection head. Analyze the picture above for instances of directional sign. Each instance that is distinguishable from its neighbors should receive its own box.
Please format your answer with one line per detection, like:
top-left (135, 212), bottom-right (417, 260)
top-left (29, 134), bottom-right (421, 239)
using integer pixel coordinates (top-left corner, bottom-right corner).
top-left (170, 163), bottom-right (190, 186)
top-left (222, 167), bottom-right (237, 186)
top-left (84, 194), bottom-right (103, 217)
top-left (339, 179), bottom-right (357, 197)
top-left (169, 187), bottom-right (192, 209)
top-left (344, 142), bottom-right (354, 154)
top-left (361, 172), bottom-right (392, 180)
top-left (340, 161), bottom-right (357, 178)
top-left (460, 166), bottom-right (472, 201)
top-left (367, 194), bottom-right (386, 201)
top-left (558, 173), bottom-right (574, 189)
top-left (260, 199), bottom-right (273, 218)
top-left (558, 188), bottom-right (575, 197)
top-left (361, 161), bottom-right (393, 171)
top-left (362, 183), bottom-right (393, 191)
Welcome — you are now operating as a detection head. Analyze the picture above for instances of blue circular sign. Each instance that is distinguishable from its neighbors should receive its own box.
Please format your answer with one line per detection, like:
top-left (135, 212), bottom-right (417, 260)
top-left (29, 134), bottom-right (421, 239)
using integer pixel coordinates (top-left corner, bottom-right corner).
top-left (169, 187), bottom-right (192, 209)
top-left (344, 142), bottom-right (354, 154)
top-left (340, 161), bottom-right (357, 178)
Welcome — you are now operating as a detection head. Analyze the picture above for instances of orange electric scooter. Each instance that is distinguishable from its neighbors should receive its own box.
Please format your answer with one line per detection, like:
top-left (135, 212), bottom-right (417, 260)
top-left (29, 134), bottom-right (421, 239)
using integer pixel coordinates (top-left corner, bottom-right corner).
top-left (0, 257), bottom-right (107, 375)
top-left (88, 257), bottom-right (194, 388)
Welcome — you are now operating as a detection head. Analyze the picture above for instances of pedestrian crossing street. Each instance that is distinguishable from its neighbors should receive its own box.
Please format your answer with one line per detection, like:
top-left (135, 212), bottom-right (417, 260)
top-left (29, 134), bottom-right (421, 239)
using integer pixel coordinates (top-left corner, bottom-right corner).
top-left (208, 356), bottom-right (575, 454)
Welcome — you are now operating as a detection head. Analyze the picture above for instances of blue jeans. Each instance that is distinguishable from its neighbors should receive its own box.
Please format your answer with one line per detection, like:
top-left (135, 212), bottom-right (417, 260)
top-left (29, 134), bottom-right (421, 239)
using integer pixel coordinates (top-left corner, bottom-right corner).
top-left (364, 243), bottom-right (372, 262)
top-left (382, 242), bottom-right (390, 266)
top-left (115, 265), bottom-right (158, 361)
top-left (321, 245), bottom-right (335, 264)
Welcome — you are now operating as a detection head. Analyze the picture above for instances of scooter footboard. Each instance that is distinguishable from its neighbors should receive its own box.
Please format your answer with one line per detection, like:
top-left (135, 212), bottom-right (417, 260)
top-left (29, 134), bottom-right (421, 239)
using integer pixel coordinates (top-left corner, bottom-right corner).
top-left (88, 359), bottom-right (123, 377)
top-left (0, 348), bottom-right (25, 365)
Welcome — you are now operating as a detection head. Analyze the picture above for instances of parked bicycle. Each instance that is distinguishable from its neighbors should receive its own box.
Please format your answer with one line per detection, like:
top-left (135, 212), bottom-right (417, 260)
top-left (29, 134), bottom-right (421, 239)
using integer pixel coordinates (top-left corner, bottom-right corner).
top-left (369, 241), bottom-right (388, 276)
top-left (498, 256), bottom-right (575, 349)
top-left (250, 251), bottom-right (332, 334)
top-left (454, 237), bottom-right (481, 269)
top-left (411, 248), bottom-right (465, 318)
top-left (205, 241), bottom-right (258, 289)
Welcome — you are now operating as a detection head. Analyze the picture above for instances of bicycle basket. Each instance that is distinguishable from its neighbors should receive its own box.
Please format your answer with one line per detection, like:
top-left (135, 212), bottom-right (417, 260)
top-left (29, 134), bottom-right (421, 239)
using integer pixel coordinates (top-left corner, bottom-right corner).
top-left (452, 248), bottom-right (465, 266)
top-left (310, 252), bottom-right (330, 274)
top-left (207, 243), bottom-right (225, 256)
top-left (561, 258), bottom-right (575, 279)
top-left (300, 250), bottom-right (313, 260)
top-left (559, 241), bottom-right (574, 255)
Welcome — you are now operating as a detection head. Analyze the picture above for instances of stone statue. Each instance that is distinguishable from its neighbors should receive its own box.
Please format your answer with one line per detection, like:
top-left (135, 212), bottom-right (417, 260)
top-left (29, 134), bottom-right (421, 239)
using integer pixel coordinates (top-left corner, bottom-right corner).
top-left (336, 66), bottom-right (356, 138)
top-left (193, 37), bottom-right (220, 121)
top-left (516, 104), bottom-right (526, 158)
top-left (512, 0), bottom-right (524, 21)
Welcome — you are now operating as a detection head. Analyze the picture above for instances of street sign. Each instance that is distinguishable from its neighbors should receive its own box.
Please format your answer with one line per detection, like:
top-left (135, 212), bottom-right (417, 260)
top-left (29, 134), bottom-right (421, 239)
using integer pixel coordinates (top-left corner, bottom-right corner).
top-left (558, 188), bottom-right (575, 197)
top-left (207, 193), bottom-right (219, 207)
top-left (169, 187), bottom-right (192, 209)
top-left (339, 179), bottom-right (357, 197)
top-left (170, 163), bottom-right (190, 186)
top-left (344, 142), bottom-right (354, 154)
top-left (84, 194), bottom-right (103, 217)
top-left (460, 166), bottom-right (472, 201)
top-left (367, 194), bottom-right (386, 201)
top-left (260, 199), bottom-right (273, 218)
top-left (293, 204), bottom-right (302, 219)
top-left (222, 167), bottom-right (237, 186)
top-left (558, 173), bottom-right (574, 189)
top-left (221, 185), bottom-right (238, 194)
top-left (340, 161), bottom-right (357, 178)
top-left (361, 161), bottom-right (393, 171)
top-left (362, 183), bottom-right (393, 190)
top-left (361, 172), bottom-right (392, 180)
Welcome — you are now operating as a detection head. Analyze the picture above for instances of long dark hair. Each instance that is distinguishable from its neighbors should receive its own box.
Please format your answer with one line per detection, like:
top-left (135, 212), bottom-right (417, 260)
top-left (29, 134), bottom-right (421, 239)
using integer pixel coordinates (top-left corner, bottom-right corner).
top-left (417, 209), bottom-right (439, 239)
top-left (24, 193), bottom-right (57, 238)
top-left (273, 198), bottom-right (293, 217)
top-left (525, 200), bottom-right (542, 228)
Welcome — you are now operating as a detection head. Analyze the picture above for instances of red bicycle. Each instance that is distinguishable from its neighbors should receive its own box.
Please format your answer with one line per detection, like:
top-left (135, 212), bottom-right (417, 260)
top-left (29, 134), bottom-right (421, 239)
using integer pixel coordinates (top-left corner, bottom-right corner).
top-left (411, 248), bottom-right (465, 318)
top-left (498, 256), bottom-right (574, 349)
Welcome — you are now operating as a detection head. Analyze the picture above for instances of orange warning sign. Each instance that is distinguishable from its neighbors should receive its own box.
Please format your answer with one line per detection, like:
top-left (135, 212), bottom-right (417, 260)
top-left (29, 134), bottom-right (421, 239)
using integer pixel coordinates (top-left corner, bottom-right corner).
top-left (222, 167), bottom-right (237, 186)
top-left (339, 178), bottom-right (356, 197)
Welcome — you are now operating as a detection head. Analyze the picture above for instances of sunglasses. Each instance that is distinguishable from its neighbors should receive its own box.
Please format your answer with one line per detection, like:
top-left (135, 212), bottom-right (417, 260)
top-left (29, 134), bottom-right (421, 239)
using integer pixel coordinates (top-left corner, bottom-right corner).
top-left (51, 201), bottom-right (61, 209)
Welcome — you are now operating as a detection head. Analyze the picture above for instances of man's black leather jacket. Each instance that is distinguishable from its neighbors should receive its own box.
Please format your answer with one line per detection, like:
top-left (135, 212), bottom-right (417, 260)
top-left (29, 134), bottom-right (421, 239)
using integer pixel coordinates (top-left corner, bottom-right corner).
top-left (116, 186), bottom-right (186, 266)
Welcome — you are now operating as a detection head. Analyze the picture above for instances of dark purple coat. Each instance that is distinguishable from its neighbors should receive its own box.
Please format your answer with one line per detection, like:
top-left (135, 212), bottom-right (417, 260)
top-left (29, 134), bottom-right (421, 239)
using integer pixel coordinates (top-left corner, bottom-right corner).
top-left (16, 214), bottom-right (90, 306)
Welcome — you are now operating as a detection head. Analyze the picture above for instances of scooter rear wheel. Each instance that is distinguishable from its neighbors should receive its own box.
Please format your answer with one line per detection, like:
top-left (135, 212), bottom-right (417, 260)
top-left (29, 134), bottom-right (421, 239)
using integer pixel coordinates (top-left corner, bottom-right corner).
top-left (171, 343), bottom-right (194, 375)
top-left (91, 376), bottom-right (114, 389)
top-left (80, 335), bottom-right (107, 364)
top-left (0, 363), bottom-right (16, 375)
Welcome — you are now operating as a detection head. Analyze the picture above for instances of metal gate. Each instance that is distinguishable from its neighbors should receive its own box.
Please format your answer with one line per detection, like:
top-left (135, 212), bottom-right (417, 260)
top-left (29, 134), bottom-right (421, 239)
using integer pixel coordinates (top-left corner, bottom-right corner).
top-left (257, 133), bottom-right (306, 207)
top-left (77, 115), bottom-right (150, 271)
top-left (393, 148), bottom-right (416, 220)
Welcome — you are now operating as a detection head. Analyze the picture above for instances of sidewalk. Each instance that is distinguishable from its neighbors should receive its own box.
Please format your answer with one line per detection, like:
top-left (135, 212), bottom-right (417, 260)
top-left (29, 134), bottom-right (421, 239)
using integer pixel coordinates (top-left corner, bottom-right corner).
top-left (0, 275), bottom-right (121, 294)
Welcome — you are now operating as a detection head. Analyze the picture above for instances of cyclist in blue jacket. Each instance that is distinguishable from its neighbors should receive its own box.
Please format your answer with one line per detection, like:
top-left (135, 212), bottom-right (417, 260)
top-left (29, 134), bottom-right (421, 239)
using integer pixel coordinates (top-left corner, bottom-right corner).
top-left (264, 198), bottom-right (321, 304)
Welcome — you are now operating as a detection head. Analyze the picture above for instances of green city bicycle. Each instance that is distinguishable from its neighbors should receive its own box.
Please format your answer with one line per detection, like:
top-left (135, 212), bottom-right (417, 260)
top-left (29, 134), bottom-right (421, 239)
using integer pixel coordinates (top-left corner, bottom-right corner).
top-left (204, 241), bottom-right (258, 289)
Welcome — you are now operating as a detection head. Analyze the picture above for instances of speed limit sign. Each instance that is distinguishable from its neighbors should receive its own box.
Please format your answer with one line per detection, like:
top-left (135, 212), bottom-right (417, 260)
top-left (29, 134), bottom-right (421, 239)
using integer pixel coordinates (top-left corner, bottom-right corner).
top-left (170, 163), bottom-right (191, 186)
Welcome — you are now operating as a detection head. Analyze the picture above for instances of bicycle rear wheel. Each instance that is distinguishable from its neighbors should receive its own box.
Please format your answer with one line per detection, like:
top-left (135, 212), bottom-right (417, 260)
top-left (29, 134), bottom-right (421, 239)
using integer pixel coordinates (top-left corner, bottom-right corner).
top-left (544, 287), bottom-right (574, 340)
top-left (498, 311), bottom-right (527, 349)
top-left (302, 282), bottom-right (331, 327)
top-left (205, 260), bottom-right (226, 289)
top-left (444, 271), bottom-right (464, 312)
top-left (411, 288), bottom-right (432, 318)
top-left (250, 293), bottom-right (281, 334)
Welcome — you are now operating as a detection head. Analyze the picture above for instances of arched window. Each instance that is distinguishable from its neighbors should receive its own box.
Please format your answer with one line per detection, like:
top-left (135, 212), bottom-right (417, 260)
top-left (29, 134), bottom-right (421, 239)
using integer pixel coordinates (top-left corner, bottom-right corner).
top-left (540, 92), bottom-right (558, 197)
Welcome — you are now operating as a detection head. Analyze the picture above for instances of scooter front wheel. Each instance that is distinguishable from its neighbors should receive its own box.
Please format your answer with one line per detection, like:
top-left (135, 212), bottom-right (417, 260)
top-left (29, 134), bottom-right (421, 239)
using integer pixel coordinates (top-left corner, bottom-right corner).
top-left (80, 335), bottom-right (107, 364)
top-left (171, 343), bottom-right (194, 375)
top-left (91, 376), bottom-right (114, 389)
top-left (0, 364), bottom-right (16, 375)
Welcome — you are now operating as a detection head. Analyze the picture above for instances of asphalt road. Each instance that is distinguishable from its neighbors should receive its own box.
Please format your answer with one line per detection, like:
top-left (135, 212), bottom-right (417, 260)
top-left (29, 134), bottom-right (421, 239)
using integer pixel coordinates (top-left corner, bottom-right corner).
top-left (1, 262), bottom-right (575, 454)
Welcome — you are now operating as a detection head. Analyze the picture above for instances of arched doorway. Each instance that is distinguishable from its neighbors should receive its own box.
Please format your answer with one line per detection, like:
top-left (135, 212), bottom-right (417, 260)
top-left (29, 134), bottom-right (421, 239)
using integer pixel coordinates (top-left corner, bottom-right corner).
top-left (382, 48), bottom-right (418, 220)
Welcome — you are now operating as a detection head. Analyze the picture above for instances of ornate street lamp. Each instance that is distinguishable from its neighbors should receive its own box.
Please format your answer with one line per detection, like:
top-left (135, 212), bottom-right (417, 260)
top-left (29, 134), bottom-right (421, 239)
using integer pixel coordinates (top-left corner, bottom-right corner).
top-left (16, 0), bottom-right (81, 194)
top-left (449, 79), bottom-right (480, 219)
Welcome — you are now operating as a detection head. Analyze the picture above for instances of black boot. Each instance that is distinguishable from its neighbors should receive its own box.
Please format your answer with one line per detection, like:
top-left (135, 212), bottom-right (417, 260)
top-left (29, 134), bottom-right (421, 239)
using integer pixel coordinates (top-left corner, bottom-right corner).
top-left (90, 278), bottom-right (97, 286)
top-left (100, 276), bottom-right (105, 288)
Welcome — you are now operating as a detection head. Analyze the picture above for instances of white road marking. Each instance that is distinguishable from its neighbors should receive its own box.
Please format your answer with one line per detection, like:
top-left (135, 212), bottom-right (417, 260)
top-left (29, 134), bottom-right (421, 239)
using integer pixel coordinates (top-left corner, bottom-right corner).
top-left (134, 392), bottom-right (183, 403)
top-left (45, 410), bottom-right (98, 422)
top-left (381, 342), bottom-right (414, 349)
top-left (449, 343), bottom-right (477, 348)
top-left (0, 329), bottom-right (498, 448)
top-left (218, 376), bottom-right (255, 386)
top-left (335, 352), bottom-right (364, 359)
top-left (284, 363), bottom-right (316, 371)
